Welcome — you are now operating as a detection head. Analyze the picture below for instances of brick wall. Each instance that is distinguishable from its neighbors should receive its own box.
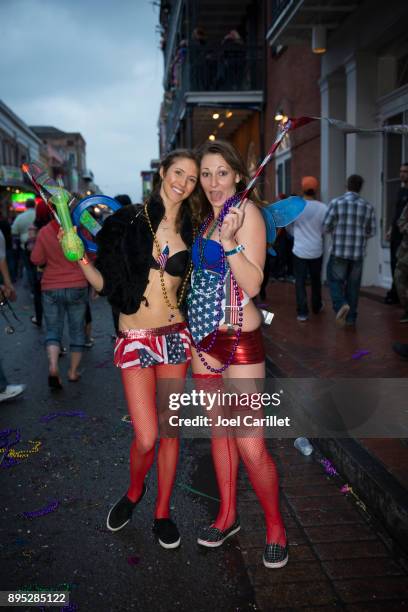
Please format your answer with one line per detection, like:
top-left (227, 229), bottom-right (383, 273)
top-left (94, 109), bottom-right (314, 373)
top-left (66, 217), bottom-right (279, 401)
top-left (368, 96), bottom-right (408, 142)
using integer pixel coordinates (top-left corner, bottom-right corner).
top-left (264, 43), bottom-right (322, 201)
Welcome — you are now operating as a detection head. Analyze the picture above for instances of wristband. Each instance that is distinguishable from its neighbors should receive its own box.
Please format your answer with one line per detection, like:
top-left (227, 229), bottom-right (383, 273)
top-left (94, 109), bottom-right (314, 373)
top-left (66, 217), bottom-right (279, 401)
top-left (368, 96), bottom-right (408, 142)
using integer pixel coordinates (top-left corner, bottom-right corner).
top-left (79, 255), bottom-right (90, 265)
top-left (224, 244), bottom-right (245, 256)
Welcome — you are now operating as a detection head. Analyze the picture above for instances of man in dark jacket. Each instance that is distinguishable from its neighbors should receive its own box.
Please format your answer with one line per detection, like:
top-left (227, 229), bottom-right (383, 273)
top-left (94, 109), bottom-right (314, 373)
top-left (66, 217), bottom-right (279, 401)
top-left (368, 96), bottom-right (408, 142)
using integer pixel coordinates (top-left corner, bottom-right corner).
top-left (385, 163), bottom-right (408, 304)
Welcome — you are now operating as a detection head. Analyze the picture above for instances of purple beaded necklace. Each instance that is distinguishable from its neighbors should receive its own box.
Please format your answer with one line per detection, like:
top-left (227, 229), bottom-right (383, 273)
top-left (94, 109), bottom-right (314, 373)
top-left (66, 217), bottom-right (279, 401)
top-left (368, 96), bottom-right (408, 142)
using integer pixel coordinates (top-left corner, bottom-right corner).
top-left (192, 194), bottom-right (244, 373)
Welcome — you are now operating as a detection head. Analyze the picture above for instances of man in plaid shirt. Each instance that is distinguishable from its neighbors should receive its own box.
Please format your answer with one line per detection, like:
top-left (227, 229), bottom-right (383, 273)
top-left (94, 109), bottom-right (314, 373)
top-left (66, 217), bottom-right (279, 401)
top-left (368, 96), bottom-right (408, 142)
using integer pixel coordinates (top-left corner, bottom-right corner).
top-left (324, 175), bottom-right (376, 326)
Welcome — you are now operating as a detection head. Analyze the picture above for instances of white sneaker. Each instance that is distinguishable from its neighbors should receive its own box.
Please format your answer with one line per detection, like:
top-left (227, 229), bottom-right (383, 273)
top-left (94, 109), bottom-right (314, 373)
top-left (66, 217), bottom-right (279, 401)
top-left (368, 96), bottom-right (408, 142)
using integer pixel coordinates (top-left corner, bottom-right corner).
top-left (0, 384), bottom-right (26, 403)
top-left (335, 303), bottom-right (350, 326)
top-left (296, 314), bottom-right (308, 322)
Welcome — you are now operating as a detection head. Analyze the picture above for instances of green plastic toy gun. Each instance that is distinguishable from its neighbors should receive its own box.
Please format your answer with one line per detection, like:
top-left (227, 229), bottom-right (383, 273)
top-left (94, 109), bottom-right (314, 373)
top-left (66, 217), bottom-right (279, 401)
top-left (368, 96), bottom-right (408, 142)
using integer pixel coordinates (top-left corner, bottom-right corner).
top-left (51, 188), bottom-right (84, 261)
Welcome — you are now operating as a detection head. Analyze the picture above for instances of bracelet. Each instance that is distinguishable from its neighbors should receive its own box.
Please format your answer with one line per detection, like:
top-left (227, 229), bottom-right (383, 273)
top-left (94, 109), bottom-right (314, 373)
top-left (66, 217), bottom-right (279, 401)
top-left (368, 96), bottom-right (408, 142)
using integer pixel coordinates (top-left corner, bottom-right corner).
top-left (224, 244), bottom-right (245, 257)
top-left (79, 255), bottom-right (89, 265)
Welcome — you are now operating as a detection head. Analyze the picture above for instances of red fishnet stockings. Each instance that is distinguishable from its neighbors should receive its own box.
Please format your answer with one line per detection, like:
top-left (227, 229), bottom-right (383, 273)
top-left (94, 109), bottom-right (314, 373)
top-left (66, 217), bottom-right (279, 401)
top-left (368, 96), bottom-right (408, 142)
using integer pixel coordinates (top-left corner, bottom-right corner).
top-left (121, 362), bottom-right (188, 519)
top-left (193, 373), bottom-right (285, 545)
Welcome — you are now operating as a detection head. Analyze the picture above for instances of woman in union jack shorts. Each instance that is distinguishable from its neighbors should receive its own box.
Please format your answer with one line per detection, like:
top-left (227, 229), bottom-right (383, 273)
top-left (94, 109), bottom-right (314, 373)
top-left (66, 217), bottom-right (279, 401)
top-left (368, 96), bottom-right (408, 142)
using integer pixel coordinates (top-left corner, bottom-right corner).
top-left (188, 140), bottom-right (288, 568)
top-left (74, 149), bottom-right (201, 549)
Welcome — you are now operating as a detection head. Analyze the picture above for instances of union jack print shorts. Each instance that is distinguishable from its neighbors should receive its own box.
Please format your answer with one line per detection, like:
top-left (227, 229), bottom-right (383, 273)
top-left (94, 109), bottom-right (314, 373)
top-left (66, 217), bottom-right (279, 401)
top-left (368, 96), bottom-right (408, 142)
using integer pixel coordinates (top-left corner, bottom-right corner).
top-left (114, 322), bottom-right (192, 369)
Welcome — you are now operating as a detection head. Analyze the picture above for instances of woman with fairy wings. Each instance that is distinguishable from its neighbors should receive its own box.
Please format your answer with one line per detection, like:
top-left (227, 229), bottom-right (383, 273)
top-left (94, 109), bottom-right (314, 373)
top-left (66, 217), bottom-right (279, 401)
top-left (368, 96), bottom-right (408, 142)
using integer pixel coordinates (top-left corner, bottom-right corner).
top-left (70, 149), bottom-right (201, 549)
top-left (188, 140), bottom-right (288, 568)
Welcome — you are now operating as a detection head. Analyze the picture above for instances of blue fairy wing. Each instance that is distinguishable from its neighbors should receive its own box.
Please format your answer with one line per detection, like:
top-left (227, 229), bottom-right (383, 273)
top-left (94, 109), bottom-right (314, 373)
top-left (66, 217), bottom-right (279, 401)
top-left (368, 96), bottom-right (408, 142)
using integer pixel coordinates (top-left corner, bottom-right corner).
top-left (260, 208), bottom-right (277, 245)
top-left (265, 196), bottom-right (306, 228)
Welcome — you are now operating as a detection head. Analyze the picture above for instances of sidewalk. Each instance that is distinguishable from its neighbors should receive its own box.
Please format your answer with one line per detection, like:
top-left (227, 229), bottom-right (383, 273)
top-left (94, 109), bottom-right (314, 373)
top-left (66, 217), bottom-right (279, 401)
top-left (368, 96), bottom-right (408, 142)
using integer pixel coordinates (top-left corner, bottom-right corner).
top-left (233, 281), bottom-right (408, 608)
top-left (238, 439), bottom-right (408, 610)
top-left (260, 281), bottom-right (408, 534)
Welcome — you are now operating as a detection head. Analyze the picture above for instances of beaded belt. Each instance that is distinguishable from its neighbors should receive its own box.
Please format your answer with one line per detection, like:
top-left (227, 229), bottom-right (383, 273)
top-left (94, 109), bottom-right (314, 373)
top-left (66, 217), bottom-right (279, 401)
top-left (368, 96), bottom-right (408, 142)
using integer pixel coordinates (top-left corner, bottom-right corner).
top-left (118, 322), bottom-right (187, 339)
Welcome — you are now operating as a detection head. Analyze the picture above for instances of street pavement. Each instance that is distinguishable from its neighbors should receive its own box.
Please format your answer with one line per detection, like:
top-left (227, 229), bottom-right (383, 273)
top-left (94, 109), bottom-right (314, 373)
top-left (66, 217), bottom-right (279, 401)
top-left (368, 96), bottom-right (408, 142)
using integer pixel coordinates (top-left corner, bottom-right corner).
top-left (1, 284), bottom-right (408, 611)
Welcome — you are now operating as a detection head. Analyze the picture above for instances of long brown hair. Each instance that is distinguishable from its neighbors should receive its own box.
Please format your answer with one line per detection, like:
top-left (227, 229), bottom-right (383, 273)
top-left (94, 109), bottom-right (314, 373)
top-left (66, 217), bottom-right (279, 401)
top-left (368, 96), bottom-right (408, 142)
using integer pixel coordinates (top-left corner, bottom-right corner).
top-left (149, 148), bottom-right (203, 230)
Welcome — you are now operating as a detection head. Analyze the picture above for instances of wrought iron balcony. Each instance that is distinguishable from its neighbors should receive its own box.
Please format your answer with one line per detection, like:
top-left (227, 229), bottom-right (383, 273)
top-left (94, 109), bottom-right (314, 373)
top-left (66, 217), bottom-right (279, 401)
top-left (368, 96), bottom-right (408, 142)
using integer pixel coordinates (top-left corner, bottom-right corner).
top-left (163, 43), bottom-right (263, 145)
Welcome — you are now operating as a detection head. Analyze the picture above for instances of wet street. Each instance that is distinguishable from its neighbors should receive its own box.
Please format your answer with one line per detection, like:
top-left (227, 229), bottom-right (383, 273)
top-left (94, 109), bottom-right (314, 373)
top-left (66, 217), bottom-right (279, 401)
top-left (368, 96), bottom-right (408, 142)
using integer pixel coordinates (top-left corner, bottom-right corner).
top-left (0, 290), bottom-right (256, 612)
top-left (1, 287), bottom-right (408, 611)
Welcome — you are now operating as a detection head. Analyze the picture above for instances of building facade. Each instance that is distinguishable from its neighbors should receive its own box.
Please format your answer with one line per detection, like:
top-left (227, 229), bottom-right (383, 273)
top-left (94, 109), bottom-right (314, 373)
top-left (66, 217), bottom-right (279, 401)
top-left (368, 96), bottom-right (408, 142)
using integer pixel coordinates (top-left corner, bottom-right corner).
top-left (0, 100), bottom-right (42, 215)
top-left (159, 0), bottom-right (265, 167)
top-left (159, 0), bottom-right (408, 288)
top-left (30, 126), bottom-right (98, 195)
top-left (267, 0), bottom-right (408, 287)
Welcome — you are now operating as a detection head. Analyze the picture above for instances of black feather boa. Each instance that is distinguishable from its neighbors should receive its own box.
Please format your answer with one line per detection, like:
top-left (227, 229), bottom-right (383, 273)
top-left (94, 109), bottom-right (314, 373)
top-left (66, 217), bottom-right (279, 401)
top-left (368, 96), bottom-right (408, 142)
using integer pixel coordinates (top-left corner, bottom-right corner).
top-left (95, 193), bottom-right (194, 315)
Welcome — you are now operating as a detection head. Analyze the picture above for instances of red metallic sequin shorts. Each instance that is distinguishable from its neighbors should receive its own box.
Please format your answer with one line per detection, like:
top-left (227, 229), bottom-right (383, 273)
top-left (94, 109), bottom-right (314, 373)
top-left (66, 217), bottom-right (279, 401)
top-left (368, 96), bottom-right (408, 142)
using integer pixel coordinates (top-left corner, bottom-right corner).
top-left (198, 327), bottom-right (265, 365)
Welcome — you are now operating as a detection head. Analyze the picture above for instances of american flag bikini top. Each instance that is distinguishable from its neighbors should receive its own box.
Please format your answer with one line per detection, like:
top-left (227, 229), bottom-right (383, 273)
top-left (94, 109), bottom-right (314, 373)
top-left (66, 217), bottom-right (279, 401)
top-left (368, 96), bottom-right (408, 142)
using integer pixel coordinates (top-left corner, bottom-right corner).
top-left (188, 237), bottom-right (249, 344)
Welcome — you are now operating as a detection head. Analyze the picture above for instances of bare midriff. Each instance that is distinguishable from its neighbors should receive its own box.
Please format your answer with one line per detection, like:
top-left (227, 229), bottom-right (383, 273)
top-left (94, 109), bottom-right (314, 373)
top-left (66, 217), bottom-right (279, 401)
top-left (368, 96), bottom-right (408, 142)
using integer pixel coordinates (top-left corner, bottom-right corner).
top-left (119, 267), bottom-right (185, 330)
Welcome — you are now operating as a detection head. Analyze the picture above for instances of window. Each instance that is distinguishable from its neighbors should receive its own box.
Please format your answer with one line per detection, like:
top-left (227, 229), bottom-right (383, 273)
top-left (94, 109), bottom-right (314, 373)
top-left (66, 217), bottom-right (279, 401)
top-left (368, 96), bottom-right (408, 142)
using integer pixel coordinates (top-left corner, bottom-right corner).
top-left (68, 151), bottom-right (77, 166)
top-left (275, 152), bottom-right (291, 197)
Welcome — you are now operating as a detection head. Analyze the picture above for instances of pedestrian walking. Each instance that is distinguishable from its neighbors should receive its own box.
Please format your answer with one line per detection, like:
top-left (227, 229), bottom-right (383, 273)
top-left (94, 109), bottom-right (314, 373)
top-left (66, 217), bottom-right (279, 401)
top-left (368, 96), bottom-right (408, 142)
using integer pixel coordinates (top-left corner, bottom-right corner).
top-left (68, 150), bottom-right (200, 549)
top-left (288, 176), bottom-right (327, 321)
top-left (324, 175), bottom-right (376, 326)
top-left (0, 229), bottom-right (25, 402)
top-left (26, 200), bottom-right (53, 327)
top-left (385, 163), bottom-right (408, 304)
top-left (11, 198), bottom-right (36, 291)
top-left (188, 140), bottom-right (288, 569)
top-left (30, 218), bottom-right (89, 388)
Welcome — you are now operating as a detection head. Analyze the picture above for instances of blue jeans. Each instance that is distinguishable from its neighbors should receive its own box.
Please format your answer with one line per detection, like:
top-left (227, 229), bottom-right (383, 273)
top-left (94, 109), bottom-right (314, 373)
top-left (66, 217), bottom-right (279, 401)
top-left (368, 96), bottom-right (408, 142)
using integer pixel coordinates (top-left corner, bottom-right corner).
top-left (326, 255), bottom-right (363, 323)
top-left (42, 287), bottom-right (88, 352)
top-left (0, 359), bottom-right (8, 392)
top-left (22, 250), bottom-right (37, 292)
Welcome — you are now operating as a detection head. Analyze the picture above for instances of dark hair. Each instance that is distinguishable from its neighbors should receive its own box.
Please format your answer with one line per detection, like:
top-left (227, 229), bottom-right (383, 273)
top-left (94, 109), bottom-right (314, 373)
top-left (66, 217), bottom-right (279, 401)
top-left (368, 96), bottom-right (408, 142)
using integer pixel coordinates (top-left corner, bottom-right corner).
top-left (114, 194), bottom-right (132, 206)
top-left (347, 174), bottom-right (364, 193)
top-left (25, 199), bottom-right (35, 209)
top-left (304, 189), bottom-right (316, 197)
top-left (149, 148), bottom-right (202, 229)
top-left (401, 162), bottom-right (408, 168)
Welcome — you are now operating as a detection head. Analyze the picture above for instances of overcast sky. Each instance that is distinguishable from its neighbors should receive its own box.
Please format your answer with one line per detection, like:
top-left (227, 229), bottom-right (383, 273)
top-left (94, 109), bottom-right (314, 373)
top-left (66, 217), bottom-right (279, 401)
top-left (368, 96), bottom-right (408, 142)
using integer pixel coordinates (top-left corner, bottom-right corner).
top-left (0, 0), bottom-right (163, 202)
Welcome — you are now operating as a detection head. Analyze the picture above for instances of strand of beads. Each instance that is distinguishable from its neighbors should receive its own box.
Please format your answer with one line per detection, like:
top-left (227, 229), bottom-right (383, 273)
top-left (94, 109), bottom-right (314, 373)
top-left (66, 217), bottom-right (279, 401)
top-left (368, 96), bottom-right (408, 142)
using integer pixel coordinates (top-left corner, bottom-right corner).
top-left (190, 192), bottom-right (241, 299)
top-left (191, 193), bottom-right (244, 373)
top-left (144, 203), bottom-right (193, 312)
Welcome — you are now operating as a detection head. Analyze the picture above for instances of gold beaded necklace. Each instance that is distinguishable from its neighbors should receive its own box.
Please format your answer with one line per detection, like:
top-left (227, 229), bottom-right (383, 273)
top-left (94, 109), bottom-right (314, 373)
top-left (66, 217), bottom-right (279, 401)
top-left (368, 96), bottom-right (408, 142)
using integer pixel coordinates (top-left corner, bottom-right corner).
top-left (144, 202), bottom-right (193, 314)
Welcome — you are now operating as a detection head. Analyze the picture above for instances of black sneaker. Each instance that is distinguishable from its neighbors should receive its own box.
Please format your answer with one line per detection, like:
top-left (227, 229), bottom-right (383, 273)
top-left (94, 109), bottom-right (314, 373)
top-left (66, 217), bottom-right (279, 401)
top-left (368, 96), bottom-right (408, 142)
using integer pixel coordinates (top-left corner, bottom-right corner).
top-left (152, 518), bottom-right (181, 549)
top-left (393, 342), bottom-right (408, 359)
top-left (197, 519), bottom-right (241, 548)
top-left (263, 541), bottom-right (289, 569)
top-left (106, 483), bottom-right (147, 532)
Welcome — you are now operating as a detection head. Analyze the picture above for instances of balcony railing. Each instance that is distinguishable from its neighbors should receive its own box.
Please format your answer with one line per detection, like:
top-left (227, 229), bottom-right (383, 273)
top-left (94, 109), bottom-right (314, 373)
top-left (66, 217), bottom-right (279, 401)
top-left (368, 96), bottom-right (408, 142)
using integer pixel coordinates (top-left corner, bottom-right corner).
top-left (162, 0), bottom-right (184, 78)
top-left (164, 43), bottom-right (263, 144)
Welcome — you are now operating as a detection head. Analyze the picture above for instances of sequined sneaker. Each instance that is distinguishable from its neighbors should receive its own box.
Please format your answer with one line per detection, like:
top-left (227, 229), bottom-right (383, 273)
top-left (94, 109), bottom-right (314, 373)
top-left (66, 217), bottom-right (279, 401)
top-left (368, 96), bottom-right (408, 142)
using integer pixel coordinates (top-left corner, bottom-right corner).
top-left (153, 518), bottom-right (181, 549)
top-left (197, 519), bottom-right (241, 548)
top-left (106, 482), bottom-right (147, 532)
top-left (263, 541), bottom-right (289, 568)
